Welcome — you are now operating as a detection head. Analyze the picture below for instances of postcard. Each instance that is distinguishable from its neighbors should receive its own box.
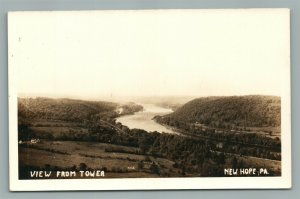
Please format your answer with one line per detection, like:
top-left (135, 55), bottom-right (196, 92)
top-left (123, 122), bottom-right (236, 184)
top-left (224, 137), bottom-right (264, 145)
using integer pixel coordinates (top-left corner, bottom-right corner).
top-left (8, 9), bottom-right (291, 190)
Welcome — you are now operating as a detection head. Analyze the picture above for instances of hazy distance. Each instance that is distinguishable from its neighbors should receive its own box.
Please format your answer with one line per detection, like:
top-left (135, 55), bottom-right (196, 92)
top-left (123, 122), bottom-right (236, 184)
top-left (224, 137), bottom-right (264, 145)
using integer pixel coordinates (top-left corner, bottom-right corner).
top-left (10, 10), bottom-right (289, 100)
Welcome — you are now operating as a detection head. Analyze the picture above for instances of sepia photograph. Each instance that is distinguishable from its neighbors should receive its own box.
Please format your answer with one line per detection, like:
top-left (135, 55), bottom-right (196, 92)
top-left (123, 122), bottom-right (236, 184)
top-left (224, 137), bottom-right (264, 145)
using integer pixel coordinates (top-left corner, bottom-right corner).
top-left (8, 9), bottom-right (291, 190)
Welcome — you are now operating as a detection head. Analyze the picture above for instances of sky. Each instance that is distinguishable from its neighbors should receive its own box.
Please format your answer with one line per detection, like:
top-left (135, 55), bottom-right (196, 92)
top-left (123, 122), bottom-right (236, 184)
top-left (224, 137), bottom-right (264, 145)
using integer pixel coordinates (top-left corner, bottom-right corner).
top-left (9, 9), bottom-right (290, 100)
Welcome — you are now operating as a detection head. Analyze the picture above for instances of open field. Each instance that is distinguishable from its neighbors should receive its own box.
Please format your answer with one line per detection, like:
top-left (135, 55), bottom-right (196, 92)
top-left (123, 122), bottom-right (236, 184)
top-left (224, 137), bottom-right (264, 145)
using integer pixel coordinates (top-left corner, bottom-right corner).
top-left (19, 140), bottom-right (182, 179)
top-left (18, 97), bottom-right (282, 179)
top-left (29, 126), bottom-right (88, 137)
top-left (212, 150), bottom-right (281, 176)
top-left (19, 139), bottom-right (281, 179)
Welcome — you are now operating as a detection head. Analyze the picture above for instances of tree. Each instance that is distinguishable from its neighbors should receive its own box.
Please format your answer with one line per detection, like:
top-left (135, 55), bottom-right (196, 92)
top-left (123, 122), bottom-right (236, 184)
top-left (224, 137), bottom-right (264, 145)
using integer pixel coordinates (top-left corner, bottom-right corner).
top-left (137, 161), bottom-right (144, 170)
top-left (150, 164), bottom-right (160, 174)
top-left (231, 156), bottom-right (238, 168)
top-left (216, 153), bottom-right (225, 165)
top-left (79, 163), bottom-right (87, 170)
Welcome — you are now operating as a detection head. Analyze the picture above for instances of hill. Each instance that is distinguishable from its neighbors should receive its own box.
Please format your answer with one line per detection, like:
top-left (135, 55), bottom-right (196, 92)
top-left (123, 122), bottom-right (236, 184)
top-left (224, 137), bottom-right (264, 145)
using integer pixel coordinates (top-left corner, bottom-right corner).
top-left (157, 95), bottom-right (281, 130)
top-left (18, 97), bottom-right (120, 122)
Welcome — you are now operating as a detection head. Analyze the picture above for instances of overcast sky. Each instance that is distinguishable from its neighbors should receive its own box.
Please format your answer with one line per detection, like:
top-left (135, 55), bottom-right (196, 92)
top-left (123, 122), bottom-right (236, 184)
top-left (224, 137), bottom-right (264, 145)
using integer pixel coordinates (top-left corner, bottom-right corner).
top-left (9, 9), bottom-right (289, 100)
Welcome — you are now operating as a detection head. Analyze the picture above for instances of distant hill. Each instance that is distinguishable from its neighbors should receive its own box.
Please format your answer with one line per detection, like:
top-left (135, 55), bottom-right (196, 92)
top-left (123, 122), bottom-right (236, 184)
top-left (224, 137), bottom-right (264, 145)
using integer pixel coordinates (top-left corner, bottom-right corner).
top-left (158, 95), bottom-right (281, 129)
top-left (134, 96), bottom-right (194, 111)
top-left (18, 97), bottom-right (118, 122)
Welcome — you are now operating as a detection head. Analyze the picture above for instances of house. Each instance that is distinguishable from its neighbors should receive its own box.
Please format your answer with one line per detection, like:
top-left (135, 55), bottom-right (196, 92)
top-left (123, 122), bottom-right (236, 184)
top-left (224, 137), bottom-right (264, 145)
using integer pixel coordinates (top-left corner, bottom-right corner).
top-left (30, 138), bottom-right (40, 144)
top-left (216, 142), bottom-right (224, 149)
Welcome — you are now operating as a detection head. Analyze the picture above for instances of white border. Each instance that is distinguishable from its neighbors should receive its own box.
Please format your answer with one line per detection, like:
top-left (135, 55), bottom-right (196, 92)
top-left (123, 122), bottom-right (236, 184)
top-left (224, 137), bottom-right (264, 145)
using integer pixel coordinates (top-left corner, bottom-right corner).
top-left (8, 9), bottom-right (291, 191)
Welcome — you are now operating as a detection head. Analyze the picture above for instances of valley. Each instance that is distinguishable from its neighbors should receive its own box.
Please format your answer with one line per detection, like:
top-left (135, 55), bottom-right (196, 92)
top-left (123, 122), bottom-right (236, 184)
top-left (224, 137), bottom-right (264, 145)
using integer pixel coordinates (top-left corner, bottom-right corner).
top-left (18, 95), bottom-right (282, 179)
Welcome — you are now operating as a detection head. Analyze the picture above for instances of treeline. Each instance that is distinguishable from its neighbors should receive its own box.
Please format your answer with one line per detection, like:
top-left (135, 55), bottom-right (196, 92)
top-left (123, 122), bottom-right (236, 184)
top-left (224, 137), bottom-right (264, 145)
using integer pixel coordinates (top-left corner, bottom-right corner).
top-left (18, 97), bottom-right (143, 123)
top-left (118, 102), bottom-right (143, 115)
top-left (18, 97), bottom-right (118, 122)
top-left (17, 96), bottom-right (282, 177)
top-left (164, 95), bottom-right (281, 129)
top-left (19, 118), bottom-right (281, 176)
top-left (155, 116), bottom-right (281, 151)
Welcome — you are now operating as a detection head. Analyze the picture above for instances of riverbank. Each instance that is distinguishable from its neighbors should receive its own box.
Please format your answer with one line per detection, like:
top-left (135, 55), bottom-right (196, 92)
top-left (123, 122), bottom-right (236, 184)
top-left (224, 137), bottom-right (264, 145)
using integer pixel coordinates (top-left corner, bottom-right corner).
top-left (116, 103), bottom-right (178, 134)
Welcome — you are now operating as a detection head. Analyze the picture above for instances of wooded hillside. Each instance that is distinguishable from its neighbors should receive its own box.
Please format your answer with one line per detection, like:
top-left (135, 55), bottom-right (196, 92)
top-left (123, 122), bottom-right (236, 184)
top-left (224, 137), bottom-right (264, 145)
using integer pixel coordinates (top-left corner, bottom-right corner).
top-left (18, 97), bottom-right (119, 122)
top-left (161, 95), bottom-right (281, 129)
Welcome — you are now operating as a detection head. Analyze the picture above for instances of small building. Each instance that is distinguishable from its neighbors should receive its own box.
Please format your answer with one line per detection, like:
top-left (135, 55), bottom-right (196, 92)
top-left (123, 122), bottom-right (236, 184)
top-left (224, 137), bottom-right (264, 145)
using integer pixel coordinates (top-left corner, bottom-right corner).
top-left (30, 138), bottom-right (40, 144)
top-left (216, 142), bottom-right (224, 149)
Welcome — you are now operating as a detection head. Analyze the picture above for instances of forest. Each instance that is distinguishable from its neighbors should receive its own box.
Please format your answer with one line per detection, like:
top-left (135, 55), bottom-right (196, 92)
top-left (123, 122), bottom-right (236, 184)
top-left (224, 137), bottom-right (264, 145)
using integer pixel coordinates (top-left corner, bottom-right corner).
top-left (18, 96), bottom-right (281, 178)
top-left (161, 95), bottom-right (281, 129)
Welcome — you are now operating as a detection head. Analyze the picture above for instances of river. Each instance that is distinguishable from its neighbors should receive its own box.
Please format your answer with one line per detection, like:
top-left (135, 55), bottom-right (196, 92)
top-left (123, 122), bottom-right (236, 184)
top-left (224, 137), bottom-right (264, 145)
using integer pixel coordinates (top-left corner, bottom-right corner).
top-left (116, 104), bottom-right (177, 134)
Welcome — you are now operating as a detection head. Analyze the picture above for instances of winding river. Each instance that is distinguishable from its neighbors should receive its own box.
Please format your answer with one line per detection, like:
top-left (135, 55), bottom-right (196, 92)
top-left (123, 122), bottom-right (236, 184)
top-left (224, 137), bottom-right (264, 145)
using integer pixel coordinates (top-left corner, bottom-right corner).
top-left (116, 104), bottom-right (177, 134)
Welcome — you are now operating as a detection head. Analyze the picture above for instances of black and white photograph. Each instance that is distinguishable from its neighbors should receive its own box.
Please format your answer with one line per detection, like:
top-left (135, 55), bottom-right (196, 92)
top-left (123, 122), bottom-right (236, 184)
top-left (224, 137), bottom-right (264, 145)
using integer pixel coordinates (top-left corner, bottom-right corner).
top-left (8, 9), bottom-right (291, 190)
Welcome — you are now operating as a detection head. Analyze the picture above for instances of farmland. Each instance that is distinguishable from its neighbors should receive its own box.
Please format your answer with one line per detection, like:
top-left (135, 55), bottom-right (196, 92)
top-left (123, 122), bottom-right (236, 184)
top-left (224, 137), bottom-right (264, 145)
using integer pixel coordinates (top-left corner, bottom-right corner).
top-left (18, 96), bottom-right (282, 179)
top-left (19, 140), bottom-right (180, 179)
